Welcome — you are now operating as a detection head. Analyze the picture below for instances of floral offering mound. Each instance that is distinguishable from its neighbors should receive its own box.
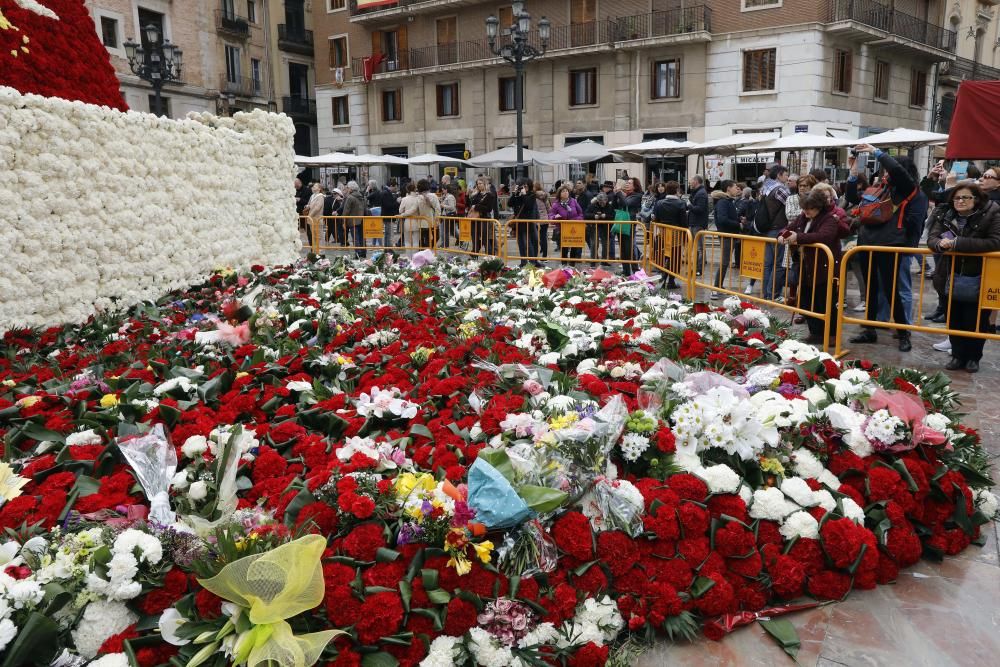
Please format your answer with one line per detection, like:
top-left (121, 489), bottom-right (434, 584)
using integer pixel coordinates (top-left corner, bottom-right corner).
top-left (0, 256), bottom-right (996, 667)
top-left (0, 0), bottom-right (126, 109)
top-left (0, 86), bottom-right (300, 331)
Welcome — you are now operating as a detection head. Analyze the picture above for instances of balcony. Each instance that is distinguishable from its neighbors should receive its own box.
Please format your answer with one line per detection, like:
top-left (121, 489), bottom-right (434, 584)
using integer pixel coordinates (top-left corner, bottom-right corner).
top-left (215, 9), bottom-right (250, 39)
top-left (827, 0), bottom-right (956, 58)
top-left (282, 95), bottom-right (317, 120)
top-left (278, 25), bottom-right (314, 55)
top-left (348, 0), bottom-right (484, 26)
top-left (220, 74), bottom-right (260, 98)
top-left (350, 6), bottom-right (711, 80)
top-left (940, 56), bottom-right (1000, 85)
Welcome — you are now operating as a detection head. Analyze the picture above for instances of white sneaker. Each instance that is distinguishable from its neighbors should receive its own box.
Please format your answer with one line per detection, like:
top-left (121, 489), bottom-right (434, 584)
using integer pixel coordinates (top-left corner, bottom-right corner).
top-left (744, 285), bottom-right (753, 295)
top-left (710, 291), bottom-right (721, 300)
top-left (853, 302), bottom-right (867, 312)
top-left (932, 338), bottom-right (952, 353)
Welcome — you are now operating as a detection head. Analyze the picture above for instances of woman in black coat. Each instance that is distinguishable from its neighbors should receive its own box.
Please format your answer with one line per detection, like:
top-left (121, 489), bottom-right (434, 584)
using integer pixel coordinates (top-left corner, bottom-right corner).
top-left (509, 177), bottom-right (541, 267)
top-left (927, 182), bottom-right (1000, 372)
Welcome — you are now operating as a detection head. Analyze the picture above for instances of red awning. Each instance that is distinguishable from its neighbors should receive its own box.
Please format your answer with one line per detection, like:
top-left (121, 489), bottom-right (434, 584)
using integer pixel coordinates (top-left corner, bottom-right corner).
top-left (946, 80), bottom-right (1000, 159)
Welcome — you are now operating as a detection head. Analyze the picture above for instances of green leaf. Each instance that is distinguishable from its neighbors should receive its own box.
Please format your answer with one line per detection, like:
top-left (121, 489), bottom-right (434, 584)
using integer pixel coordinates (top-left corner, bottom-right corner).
top-left (408, 424), bottom-right (433, 440)
top-left (421, 568), bottom-right (440, 591)
top-left (517, 485), bottom-right (567, 514)
top-left (0, 611), bottom-right (59, 667)
top-left (688, 575), bottom-right (716, 599)
top-left (476, 448), bottom-right (515, 482)
top-left (376, 547), bottom-right (401, 563)
top-left (361, 652), bottom-right (399, 667)
top-left (398, 580), bottom-right (412, 612)
top-left (426, 588), bottom-right (452, 605)
top-left (758, 619), bottom-right (800, 659)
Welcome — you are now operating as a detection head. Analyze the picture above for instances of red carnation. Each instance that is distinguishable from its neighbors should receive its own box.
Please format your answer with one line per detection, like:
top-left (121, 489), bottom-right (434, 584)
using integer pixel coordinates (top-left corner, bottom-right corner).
top-left (568, 642), bottom-right (610, 667)
top-left (714, 523), bottom-right (755, 558)
top-left (341, 523), bottom-right (386, 561)
top-left (355, 591), bottom-right (404, 644)
top-left (596, 531), bottom-right (640, 577)
top-left (807, 570), bottom-right (852, 600)
top-left (692, 573), bottom-right (736, 616)
top-left (765, 554), bottom-right (806, 598)
top-left (654, 427), bottom-right (677, 454)
top-left (195, 588), bottom-right (223, 620)
top-left (677, 501), bottom-right (711, 536)
top-left (442, 597), bottom-right (479, 636)
top-left (138, 568), bottom-right (188, 615)
top-left (667, 473), bottom-right (708, 501)
top-left (296, 502), bottom-right (339, 534)
top-left (551, 511), bottom-right (594, 561)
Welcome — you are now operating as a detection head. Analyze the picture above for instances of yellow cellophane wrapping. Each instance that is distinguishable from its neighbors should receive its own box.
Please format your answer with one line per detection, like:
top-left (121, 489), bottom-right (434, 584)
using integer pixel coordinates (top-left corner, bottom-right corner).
top-left (198, 535), bottom-right (340, 667)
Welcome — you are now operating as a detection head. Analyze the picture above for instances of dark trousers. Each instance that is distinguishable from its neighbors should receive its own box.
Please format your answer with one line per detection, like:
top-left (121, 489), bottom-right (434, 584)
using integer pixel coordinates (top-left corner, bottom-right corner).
top-left (714, 237), bottom-right (735, 289)
top-left (949, 295), bottom-right (990, 362)
top-left (516, 221), bottom-right (539, 264)
top-left (861, 250), bottom-right (910, 328)
top-left (800, 279), bottom-right (838, 339)
top-left (587, 224), bottom-right (613, 265)
top-left (538, 223), bottom-right (550, 257)
top-left (303, 218), bottom-right (313, 248)
top-left (352, 223), bottom-right (367, 258)
top-left (618, 230), bottom-right (639, 275)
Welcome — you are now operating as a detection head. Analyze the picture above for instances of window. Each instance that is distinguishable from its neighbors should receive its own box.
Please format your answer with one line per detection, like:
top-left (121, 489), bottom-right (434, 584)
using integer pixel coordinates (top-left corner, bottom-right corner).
top-left (148, 95), bottom-right (170, 117)
top-left (225, 45), bottom-right (241, 84)
top-left (742, 0), bottom-right (782, 9)
top-left (327, 0), bottom-right (346, 10)
top-left (499, 76), bottom-right (523, 112)
top-left (874, 60), bottom-right (890, 101)
top-left (651, 59), bottom-right (680, 99)
top-left (909, 69), bottom-right (927, 107)
top-left (436, 17), bottom-right (456, 65)
top-left (833, 49), bottom-right (852, 94)
top-left (569, 68), bottom-right (597, 106)
top-left (332, 96), bottom-right (350, 126)
top-left (251, 58), bottom-right (261, 93)
top-left (247, 0), bottom-right (256, 23)
top-left (498, 6), bottom-right (513, 28)
top-left (382, 89), bottom-right (401, 121)
top-left (100, 16), bottom-right (119, 49)
top-left (742, 48), bottom-right (776, 92)
top-left (436, 82), bottom-right (459, 117)
top-left (329, 36), bottom-right (348, 68)
top-left (222, 0), bottom-right (237, 20)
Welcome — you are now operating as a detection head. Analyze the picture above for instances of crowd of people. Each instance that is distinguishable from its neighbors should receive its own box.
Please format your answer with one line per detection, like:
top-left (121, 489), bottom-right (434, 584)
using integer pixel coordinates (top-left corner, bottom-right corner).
top-left (294, 150), bottom-right (1000, 373)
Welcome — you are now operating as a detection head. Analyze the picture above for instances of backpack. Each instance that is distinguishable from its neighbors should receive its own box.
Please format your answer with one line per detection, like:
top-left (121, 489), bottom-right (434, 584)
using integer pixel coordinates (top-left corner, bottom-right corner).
top-left (852, 182), bottom-right (916, 228)
top-left (753, 192), bottom-right (776, 234)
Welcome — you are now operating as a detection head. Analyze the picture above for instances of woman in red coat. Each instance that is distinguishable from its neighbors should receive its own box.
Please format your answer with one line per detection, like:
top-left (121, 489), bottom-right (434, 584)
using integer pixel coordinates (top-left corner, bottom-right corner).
top-left (779, 190), bottom-right (843, 346)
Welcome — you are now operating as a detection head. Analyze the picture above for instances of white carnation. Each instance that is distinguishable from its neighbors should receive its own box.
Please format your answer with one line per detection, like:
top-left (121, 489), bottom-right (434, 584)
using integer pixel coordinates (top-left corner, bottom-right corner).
top-left (0, 618), bottom-right (16, 653)
top-left (749, 487), bottom-right (798, 521)
top-left (181, 435), bottom-right (209, 458)
top-left (420, 636), bottom-right (459, 667)
top-left (841, 498), bottom-right (866, 524)
top-left (790, 449), bottom-right (825, 479)
top-left (65, 429), bottom-right (102, 447)
top-left (187, 480), bottom-right (209, 501)
top-left (974, 488), bottom-right (999, 520)
top-left (779, 511), bottom-right (820, 540)
top-left (620, 433), bottom-right (650, 462)
top-left (71, 600), bottom-right (138, 659)
top-left (780, 477), bottom-right (817, 507)
top-left (700, 464), bottom-right (740, 494)
top-left (89, 655), bottom-right (130, 667)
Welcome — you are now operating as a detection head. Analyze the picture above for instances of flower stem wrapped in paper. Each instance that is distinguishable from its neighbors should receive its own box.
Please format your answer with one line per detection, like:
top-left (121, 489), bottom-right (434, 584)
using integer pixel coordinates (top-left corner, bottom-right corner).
top-left (467, 448), bottom-right (568, 530)
top-left (116, 423), bottom-right (177, 525)
top-left (169, 535), bottom-right (340, 667)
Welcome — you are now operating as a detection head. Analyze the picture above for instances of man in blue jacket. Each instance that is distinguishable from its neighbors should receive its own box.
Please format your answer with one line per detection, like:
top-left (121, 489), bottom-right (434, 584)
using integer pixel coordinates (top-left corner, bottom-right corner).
top-left (688, 175), bottom-right (709, 275)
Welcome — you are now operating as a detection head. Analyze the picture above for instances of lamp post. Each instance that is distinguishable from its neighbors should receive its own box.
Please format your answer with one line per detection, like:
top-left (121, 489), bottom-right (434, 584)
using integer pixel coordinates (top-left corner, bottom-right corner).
top-left (123, 24), bottom-right (183, 117)
top-left (486, 2), bottom-right (550, 178)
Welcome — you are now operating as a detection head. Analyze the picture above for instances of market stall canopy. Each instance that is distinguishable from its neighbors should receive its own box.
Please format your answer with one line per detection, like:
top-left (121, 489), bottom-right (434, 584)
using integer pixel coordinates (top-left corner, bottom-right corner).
top-left (684, 132), bottom-right (781, 155)
top-left (467, 144), bottom-right (566, 167)
top-left (407, 153), bottom-right (470, 165)
top-left (863, 128), bottom-right (949, 148)
top-left (946, 81), bottom-right (1000, 159)
top-left (559, 139), bottom-right (620, 163)
top-left (736, 133), bottom-right (857, 152)
top-left (295, 152), bottom-right (410, 166)
top-left (609, 138), bottom-right (694, 159)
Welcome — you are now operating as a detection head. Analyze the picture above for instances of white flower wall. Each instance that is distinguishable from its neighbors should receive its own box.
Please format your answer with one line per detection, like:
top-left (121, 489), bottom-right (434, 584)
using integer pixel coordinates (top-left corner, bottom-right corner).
top-left (0, 86), bottom-right (301, 330)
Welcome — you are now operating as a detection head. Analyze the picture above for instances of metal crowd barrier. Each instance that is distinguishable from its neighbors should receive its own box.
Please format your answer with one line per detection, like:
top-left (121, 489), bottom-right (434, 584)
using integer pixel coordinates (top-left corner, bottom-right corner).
top-left (505, 218), bottom-right (649, 271)
top-left (835, 245), bottom-right (1000, 358)
top-left (645, 223), bottom-right (693, 290)
top-left (692, 230), bottom-right (838, 352)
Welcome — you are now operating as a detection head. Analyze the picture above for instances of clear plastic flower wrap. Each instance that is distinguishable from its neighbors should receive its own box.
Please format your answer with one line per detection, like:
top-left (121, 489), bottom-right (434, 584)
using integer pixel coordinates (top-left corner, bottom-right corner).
top-left (638, 358), bottom-right (686, 411)
top-left (496, 519), bottom-right (558, 578)
top-left (116, 423), bottom-right (177, 525)
top-left (545, 395), bottom-right (630, 494)
top-left (579, 476), bottom-right (645, 537)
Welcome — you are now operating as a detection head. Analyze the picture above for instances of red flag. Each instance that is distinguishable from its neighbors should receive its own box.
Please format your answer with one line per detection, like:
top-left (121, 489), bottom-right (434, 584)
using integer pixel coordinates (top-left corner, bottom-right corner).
top-left (363, 53), bottom-right (387, 82)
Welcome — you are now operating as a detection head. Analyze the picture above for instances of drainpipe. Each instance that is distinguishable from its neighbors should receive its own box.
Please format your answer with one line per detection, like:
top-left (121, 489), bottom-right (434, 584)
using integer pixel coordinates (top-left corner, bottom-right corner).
top-left (927, 60), bottom-right (940, 172)
top-left (263, 0), bottom-right (276, 110)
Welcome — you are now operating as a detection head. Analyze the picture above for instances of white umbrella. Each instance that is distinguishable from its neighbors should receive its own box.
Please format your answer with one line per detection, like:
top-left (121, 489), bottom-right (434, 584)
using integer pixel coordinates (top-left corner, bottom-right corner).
top-left (407, 153), bottom-right (469, 165)
top-left (560, 139), bottom-right (618, 163)
top-left (467, 144), bottom-right (564, 167)
top-left (683, 132), bottom-right (781, 155)
top-left (736, 133), bottom-right (857, 152)
top-left (863, 128), bottom-right (949, 148)
top-left (295, 152), bottom-right (354, 166)
top-left (609, 138), bottom-right (694, 158)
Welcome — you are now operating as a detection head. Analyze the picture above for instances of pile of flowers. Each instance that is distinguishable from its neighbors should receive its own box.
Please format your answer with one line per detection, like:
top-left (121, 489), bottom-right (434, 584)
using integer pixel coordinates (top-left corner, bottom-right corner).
top-left (0, 254), bottom-right (995, 667)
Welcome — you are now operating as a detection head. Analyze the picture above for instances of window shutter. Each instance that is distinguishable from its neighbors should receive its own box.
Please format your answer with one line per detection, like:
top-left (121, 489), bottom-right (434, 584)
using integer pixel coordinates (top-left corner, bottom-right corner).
top-left (371, 31), bottom-right (382, 57)
top-left (398, 26), bottom-right (408, 69)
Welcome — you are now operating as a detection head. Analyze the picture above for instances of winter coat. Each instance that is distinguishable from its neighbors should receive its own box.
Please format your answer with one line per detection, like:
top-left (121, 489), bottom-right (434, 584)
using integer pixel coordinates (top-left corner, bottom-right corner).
top-left (585, 201), bottom-right (615, 221)
top-left (342, 191), bottom-right (366, 226)
top-left (786, 207), bottom-right (842, 286)
top-left (854, 153), bottom-right (928, 248)
top-left (307, 192), bottom-right (325, 219)
top-left (380, 188), bottom-right (400, 217)
top-left (399, 192), bottom-right (441, 229)
top-left (687, 186), bottom-right (709, 228)
top-left (509, 191), bottom-right (539, 220)
top-left (652, 196), bottom-right (688, 228)
top-left (468, 190), bottom-right (497, 218)
top-left (549, 198), bottom-right (584, 221)
top-left (710, 191), bottom-right (741, 234)
top-left (927, 200), bottom-right (1000, 276)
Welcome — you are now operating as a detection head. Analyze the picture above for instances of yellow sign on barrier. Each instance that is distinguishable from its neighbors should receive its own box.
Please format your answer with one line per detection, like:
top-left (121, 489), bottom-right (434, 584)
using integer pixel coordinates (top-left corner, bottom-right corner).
top-left (459, 218), bottom-right (472, 243)
top-left (363, 217), bottom-right (383, 240)
top-left (981, 257), bottom-right (1000, 309)
top-left (562, 222), bottom-right (586, 248)
top-left (740, 238), bottom-right (766, 280)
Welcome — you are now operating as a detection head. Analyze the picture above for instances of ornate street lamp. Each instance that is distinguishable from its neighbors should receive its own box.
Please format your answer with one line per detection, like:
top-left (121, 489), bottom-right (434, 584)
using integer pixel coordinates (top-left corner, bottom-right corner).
top-left (123, 23), bottom-right (183, 117)
top-left (486, 3), bottom-right (550, 178)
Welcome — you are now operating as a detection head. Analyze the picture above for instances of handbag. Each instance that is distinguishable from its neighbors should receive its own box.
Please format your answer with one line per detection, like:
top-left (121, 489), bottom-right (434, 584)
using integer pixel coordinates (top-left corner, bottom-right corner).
top-left (852, 183), bottom-right (915, 227)
top-left (947, 274), bottom-right (982, 303)
top-left (466, 208), bottom-right (480, 219)
top-left (610, 209), bottom-right (633, 236)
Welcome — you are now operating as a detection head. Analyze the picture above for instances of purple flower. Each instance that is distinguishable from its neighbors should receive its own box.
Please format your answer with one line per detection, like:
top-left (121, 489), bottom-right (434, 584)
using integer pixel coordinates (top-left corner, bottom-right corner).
top-left (396, 523), bottom-right (424, 546)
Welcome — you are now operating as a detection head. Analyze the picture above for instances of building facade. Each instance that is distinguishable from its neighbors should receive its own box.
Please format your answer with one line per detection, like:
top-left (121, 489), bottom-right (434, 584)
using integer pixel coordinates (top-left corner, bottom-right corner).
top-left (935, 1), bottom-right (1000, 134)
top-left (313, 0), bottom-right (956, 182)
top-left (85, 0), bottom-right (317, 152)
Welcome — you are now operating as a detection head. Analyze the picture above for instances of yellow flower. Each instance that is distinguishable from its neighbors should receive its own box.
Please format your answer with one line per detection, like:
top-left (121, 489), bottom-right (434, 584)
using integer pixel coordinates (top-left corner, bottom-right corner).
top-left (471, 540), bottom-right (494, 565)
top-left (394, 472), bottom-right (435, 500)
top-left (759, 457), bottom-right (785, 477)
top-left (100, 394), bottom-right (120, 408)
top-left (236, 372), bottom-right (249, 379)
top-left (446, 552), bottom-right (472, 575)
top-left (1, 380), bottom-right (15, 388)
top-left (16, 396), bottom-right (41, 408)
top-left (0, 462), bottom-right (29, 502)
top-left (548, 412), bottom-right (579, 431)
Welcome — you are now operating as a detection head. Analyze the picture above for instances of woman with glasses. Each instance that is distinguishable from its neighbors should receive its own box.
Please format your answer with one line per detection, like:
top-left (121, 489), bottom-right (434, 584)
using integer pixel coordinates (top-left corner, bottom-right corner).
top-left (981, 168), bottom-right (1000, 203)
top-left (926, 181), bottom-right (1000, 372)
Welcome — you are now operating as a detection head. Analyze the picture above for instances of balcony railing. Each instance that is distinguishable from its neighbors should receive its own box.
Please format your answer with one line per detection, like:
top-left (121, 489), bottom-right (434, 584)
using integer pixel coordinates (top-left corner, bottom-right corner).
top-left (830, 0), bottom-right (956, 53)
top-left (351, 6), bottom-right (710, 77)
top-left (220, 74), bottom-right (260, 97)
top-left (942, 56), bottom-right (1000, 82)
top-left (278, 25), bottom-right (314, 55)
top-left (282, 96), bottom-right (317, 118)
top-left (215, 9), bottom-right (250, 39)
